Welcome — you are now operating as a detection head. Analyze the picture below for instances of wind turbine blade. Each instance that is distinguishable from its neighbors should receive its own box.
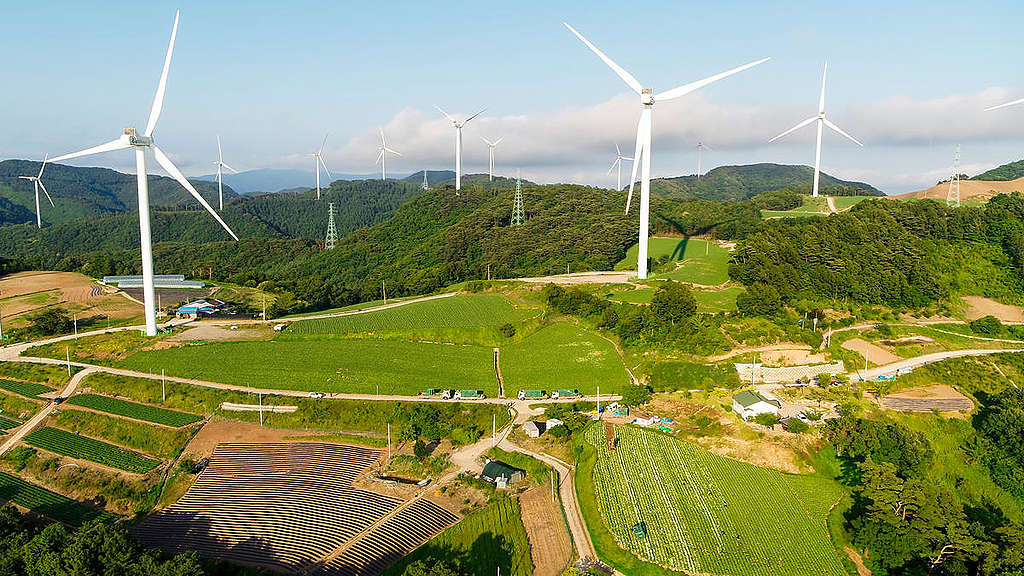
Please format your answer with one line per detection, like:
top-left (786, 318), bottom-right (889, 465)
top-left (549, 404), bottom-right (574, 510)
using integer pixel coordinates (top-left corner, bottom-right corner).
top-left (145, 10), bottom-right (179, 137)
top-left (656, 57), bottom-right (771, 101)
top-left (481, 136), bottom-right (493, 146)
top-left (767, 116), bottom-right (817, 143)
top-left (217, 134), bottom-right (223, 162)
top-left (435, 105), bottom-right (456, 122)
top-left (379, 128), bottom-right (387, 147)
top-left (701, 143), bottom-right (713, 151)
top-left (386, 148), bottom-right (402, 156)
top-left (221, 162), bottom-right (239, 174)
top-left (152, 145), bottom-right (238, 240)
top-left (49, 137), bottom-right (131, 163)
top-left (822, 118), bottom-right (863, 146)
top-left (985, 97), bottom-right (1024, 112)
top-left (17, 176), bottom-right (32, 181)
top-left (318, 133), bottom-right (329, 155)
top-left (615, 142), bottom-right (621, 156)
top-left (818, 61), bottom-right (828, 114)
top-left (376, 149), bottom-right (384, 164)
top-left (318, 156), bottom-right (332, 179)
top-left (38, 181), bottom-right (54, 207)
top-left (607, 158), bottom-right (619, 174)
top-left (37, 153), bottom-right (48, 179)
top-left (493, 136), bottom-right (503, 146)
top-left (563, 22), bottom-right (642, 94)
top-left (464, 108), bottom-right (486, 124)
top-left (625, 113), bottom-right (646, 213)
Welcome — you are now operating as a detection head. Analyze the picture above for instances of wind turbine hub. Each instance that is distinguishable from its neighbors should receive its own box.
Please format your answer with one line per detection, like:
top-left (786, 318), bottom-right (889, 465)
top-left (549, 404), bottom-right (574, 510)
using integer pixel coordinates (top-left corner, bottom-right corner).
top-left (124, 129), bottom-right (152, 147)
top-left (641, 88), bottom-right (654, 105)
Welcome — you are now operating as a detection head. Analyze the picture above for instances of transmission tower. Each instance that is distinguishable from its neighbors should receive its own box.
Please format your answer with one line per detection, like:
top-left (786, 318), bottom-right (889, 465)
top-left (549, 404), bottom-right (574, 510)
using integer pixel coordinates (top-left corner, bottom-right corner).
top-left (510, 169), bottom-right (525, 226)
top-left (947, 145), bottom-right (961, 208)
top-left (325, 202), bottom-right (337, 250)
top-left (421, 170), bottom-right (429, 191)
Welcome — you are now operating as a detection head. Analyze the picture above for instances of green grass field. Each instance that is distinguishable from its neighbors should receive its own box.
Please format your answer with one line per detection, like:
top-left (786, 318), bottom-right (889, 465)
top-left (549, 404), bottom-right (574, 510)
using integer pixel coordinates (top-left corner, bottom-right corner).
top-left (607, 287), bottom-right (655, 304)
top-left (51, 410), bottom-right (193, 460)
top-left (501, 322), bottom-right (629, 395)
top-left (0, 379), bottom-right (53, 398)
top-left (0, 392), bottom-right (43, 421)
top-left (692, 287), bottom-right (743, 313)
top-left (584, 425), bottom-right (846, 576)
top-left (761, 195), bottom-right (875, 219)
top-left (117, 338), bottom-right (498, 396)
top-left (0, 471), bottom-right (116, 526)
top-left (382, 495), bottom-right (534, 576)
top-left (287, 294), bottom-right (538, 335)
top-left (616, 237), bottom-right (731, 286)
top-left (23, 427), bottom-right (160, 473)
top-left (64, 394), bottom-right (201, 427)
top-left (0, 363), bottom-right (76, 387)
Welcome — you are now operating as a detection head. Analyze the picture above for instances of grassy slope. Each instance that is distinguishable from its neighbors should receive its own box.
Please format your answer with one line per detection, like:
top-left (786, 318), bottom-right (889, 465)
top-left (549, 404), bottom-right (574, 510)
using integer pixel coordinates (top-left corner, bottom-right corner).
top-left (501, 322), bottom-right (629, 395)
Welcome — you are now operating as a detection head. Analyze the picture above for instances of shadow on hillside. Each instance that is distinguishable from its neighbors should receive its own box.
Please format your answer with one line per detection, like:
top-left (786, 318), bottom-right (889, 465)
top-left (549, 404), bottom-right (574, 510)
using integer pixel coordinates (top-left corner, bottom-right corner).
top-left (670, 237), bottom-right (690, 261)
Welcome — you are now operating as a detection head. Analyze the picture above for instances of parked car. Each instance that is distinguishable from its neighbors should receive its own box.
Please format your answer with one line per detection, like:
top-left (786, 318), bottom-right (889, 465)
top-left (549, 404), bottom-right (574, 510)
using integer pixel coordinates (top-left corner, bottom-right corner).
top-left (53, 397), bottom-right (65, 405)
top-left (308, 392), bottom-right (326, 399)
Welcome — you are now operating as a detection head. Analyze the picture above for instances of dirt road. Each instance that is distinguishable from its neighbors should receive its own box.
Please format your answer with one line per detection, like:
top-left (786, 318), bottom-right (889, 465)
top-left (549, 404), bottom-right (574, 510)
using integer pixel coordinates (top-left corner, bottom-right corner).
top-left (852, 348), bottom-right (1024, 380)
top-left (0, 367), bottom-right (92, 458)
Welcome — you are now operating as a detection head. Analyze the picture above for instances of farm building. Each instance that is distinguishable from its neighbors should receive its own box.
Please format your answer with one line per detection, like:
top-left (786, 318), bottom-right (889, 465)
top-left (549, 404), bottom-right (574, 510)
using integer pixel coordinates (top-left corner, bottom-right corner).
top-left (631, 415), bottom-right (659, 427)
top-left (481, 460), bottom-right (525, 489)
top-left (176, 299), bottom-right (225, 318)
top-left (523, 418), bottom-right (563, 438)
top-left (732, 390), bottom-right (781, 419)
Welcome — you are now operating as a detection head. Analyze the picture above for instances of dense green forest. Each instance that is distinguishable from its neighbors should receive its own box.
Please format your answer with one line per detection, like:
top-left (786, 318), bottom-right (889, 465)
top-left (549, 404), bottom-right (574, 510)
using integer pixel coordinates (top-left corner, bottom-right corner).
top-left (971, 159), bottom-right (1024, 181)
top-left (650, 163), bottom-right (882, 201)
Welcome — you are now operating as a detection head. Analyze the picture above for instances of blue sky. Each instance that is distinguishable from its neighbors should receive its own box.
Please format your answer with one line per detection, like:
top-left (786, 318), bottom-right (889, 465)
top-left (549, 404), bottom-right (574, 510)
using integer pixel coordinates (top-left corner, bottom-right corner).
top-left (3, 0), bottom-right (1024, 192)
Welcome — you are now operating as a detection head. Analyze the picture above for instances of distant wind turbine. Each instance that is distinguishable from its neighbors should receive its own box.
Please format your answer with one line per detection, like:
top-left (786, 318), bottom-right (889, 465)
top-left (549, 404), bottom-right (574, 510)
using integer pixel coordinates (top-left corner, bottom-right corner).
top-left (480, 136), bottom-right (503, 181)
top-left (696, 141), bottom-right (712, 181)
top-left (376, 128), bottom-right (401, 180)
top-left (47, 10), bottom-right (237, 337)
top-left (436, 106), bottom-right (485, 192)
top-left (212, 135), bottom-right (238, 210)
top-left (768, 62), bottom-right (863, 198)
top-left (18, 155), bottom-right (53, 228)
top-left (565, 22), bottom-right (769, 279)
top-left (607, 144), bottom-right (632, 191)
top-left (986, 96), bottom-right (1024, 112)
top-left (313, 134), bottom-right (331, 199)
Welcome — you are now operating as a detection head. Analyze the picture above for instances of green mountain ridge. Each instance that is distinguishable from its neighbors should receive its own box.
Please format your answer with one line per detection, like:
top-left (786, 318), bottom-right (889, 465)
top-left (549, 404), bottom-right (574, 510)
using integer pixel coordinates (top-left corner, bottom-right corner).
top-left (650, 163), bottom-right (883, 201)
top-left (971, 159), bottom-right (1024, 181)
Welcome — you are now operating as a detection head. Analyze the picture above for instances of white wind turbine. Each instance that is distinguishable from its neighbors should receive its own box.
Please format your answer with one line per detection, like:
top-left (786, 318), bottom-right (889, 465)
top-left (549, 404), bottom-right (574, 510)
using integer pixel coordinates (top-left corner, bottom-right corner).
top-left (480, 136), bottom-right (503, 181)
top-left (312, 134), bottom-right (331, 199)
top-left (986, 96), bottom-right (1024, 112)
top-left (47, 10), bottom-right (237, 337)
top-left (212, 135), bottom-right (238, 210)
top-left (18, 155), bottom-right (54, 228)
top-left (768, 62), bottom-right (862, 198)
top-left (376, 128), bottom-right (401, 180)
top-left (696, 141), bottom-right (712, 181)
top-left (436, 106), bottom-right (485, 192)
top-left (607, 144), bottom-right (632, 191)
top-left (565, 22), bottom-right (769, 279)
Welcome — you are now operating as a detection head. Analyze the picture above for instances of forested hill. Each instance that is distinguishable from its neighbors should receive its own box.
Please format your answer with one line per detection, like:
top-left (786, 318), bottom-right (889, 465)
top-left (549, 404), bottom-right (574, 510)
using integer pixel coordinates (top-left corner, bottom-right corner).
top-left (0, 160), bottom-right (235, 226)
top-left (971, 159), bottom-right (1024, 181)
top-left (650, 163), bottom-right (882, 201)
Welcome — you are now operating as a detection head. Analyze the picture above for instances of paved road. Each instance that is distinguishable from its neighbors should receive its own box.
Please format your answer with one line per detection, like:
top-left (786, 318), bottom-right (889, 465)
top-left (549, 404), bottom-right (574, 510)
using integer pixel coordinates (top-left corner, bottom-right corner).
top-left (0, 367), bottom-right (93, 458)
top-left (851, 348), bottom-right (1024, 380)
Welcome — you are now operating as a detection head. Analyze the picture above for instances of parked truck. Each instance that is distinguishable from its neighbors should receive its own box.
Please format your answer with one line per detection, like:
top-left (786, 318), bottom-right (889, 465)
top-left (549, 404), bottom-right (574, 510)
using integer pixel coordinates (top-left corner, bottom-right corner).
top-left (551, 388), bottom-right (581, 400)
top-left (517, 390), bottom-right (547, 400)
top-left (454, 390), bottom-right (486, 400)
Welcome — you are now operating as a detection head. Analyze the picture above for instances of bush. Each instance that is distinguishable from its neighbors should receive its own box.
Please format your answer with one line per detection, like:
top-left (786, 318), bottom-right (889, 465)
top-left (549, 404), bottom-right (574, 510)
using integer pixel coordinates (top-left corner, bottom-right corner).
top-left (736, 283), bottom-right (782, 317)
top-left (498, 323), bottom-right (516, 338)
top-left (650, 282), bottom-right (697, 324)
top-left (618, 384), bottom-right (652, 407)
top-left (785, 418), bottom-right (810, 434)
top-left (414, 439), bottom-right (429, 461)
top-left (970, 315), bottom-right (1004, 336)
top-left (753, 413), bottom-right (778, 428)
top-left (27, 307), bottom-right (74, 336)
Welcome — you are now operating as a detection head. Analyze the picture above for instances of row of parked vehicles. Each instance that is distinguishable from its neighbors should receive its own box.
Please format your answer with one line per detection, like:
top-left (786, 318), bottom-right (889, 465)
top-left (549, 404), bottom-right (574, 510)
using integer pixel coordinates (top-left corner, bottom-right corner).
top-left (419, 389), bottom-right (487, 400)
top-left (517, 389), bottom-right (582, 400)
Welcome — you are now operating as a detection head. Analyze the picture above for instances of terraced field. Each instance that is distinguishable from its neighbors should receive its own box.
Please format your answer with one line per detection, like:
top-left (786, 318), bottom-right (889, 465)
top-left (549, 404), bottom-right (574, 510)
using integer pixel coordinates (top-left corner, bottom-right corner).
top-left (65, 394), bottom-right (201, 427)
top-left (502, 323), bottom-right (629, 395)
top-left (0, 415), bottom-right (21, 430)
top-left (0, 379), bottom-right (53, 398)
top-left (0, 471), bottom-right (116, 525)
top-left (119, 338), bottom-right (497, 396)
top-left (23, 427), bottom-right (161, 473)
top-left (287, 294), bottom-right (538, 335)
top-left (585, 425), bottom-right (846, 576)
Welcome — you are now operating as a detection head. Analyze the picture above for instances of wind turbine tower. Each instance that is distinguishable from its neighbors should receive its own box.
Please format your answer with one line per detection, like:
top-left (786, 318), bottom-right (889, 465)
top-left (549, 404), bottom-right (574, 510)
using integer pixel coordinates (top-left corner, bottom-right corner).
top-left (18, 155), bottom-right (53, 228)
top-left (607, 144), bottom-right (632, 191)
top-left (376, 128), bottom-right (401, 180)
top-left (696, 141), bottom-right (712, 181)
top-left (47, 10), bottom-right (237, 337)
top-left (312, 134), bottom-right (331, 199)
top-left (947, 145), bottom-right (961, 208)
top-left (511, 169), bottom-right (525, 226)
top-left (481, 136), bottom-right (503, 181)
top-left (768, 62), bottom-right (863, 198)
top-left (437, 106), bottom-right (485, 192)
top-left (212, 135), bottom-right (238, 210)
top-left (565, 22), bottom-right (769, 279)
top-left (325, 202), bottom-right (337, 250)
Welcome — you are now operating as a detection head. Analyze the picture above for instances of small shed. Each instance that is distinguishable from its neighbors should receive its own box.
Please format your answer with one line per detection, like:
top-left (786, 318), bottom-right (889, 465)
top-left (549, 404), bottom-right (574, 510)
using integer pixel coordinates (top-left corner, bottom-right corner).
top-left (732, 390), bottom-right (781, 419)
top-left (176, 299), bottom-right (217, 317)
top-left (481, 460), bottom-right (525, 489)
top-left (545, 418), bottom-right (564, 430)
top-left (523, 421), bottom-right (546, 438)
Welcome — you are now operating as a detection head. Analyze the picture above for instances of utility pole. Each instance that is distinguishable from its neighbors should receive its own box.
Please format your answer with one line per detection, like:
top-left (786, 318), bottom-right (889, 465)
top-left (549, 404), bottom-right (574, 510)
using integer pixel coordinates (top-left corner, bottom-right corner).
top-left (487, 263), bottom-right (491, 281)
top-left (597, 385), bottom-right (600, 417)
top-left (387, 423), bottom-right (392, 464)
top-left (0, 305), bottom-right (4, 341)
top-left (492, 414), bottom-right (496, 448)
top-left (382, 281), bottom-right (387, 305)
top-left (258, 392), bottom-right (263, 427)
top-left (262, 293), bottom-right (266, 321)
top-left (73, 313), bottom-right (77, 336)
top-left (161, 369), bottom-right (166, 402)
top-left (66, 347), bottom-right (71, 377)
top-left (947, 144), bottom-right (961, 208)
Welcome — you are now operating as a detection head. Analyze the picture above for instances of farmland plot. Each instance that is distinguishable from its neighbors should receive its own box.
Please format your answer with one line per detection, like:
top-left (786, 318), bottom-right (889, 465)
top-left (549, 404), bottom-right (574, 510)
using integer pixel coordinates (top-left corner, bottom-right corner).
top-left (288, 294), bottom-right (538, 335)
top-left (586, 425), bottom-right (846, 576)
top-left (0, 379), bottom-right (53, 398)
top-left (23, 427), bottom-right (160, 473)
top-left (0, 471), bottom-right (116, 526)
top-left (65, 394), bottom-right (201, 427)
top-left (502, 323), bottom-right (629, 395)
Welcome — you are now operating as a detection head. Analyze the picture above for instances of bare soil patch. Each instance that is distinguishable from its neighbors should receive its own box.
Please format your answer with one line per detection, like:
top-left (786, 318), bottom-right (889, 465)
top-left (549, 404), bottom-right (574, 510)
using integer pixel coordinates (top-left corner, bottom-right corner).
top-left (963, 296), bottom-right (1024, 322)
top-left (182, 418), bottom-right (299, 459)
top-left (519, 483), bottom-right (572, 576)
top-left (170, 324), bottom-right (271, 342)
top-left (893, 177), bottom-right (1024, 202)
top-left (882, 384), bottom-right (974, 413)
top-left (844, 547), bottom-right (872, 576)
top-left (842, 338), bottom-right (902, 365)
top-left (760, 349), bottom-right (825, 366)
top-left (518, 271), bottom-right (634, 285)
top-left (0, 271), bottom-right (142, 328)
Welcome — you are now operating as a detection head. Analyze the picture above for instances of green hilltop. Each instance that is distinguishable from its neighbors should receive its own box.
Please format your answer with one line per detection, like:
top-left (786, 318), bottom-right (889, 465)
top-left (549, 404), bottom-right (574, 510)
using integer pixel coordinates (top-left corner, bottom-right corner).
top-left (971, 158), bottom-right (1024, 181)
top-left (650, 163), bottom-right (882, 201)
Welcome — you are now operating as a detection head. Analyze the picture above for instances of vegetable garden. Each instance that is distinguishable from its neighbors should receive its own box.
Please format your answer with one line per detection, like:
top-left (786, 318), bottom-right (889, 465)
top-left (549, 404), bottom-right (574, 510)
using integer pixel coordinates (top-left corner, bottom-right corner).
top-left (0, 471), bottom-right (116, 526)
top-left (0, 379), bottom-right (53, 398)
top-left (23, 427), bottom-right (160, 473)
top-left (65, 394), bottom-right (201, 427)
top-left (585, 425), bottom-right (846, 576)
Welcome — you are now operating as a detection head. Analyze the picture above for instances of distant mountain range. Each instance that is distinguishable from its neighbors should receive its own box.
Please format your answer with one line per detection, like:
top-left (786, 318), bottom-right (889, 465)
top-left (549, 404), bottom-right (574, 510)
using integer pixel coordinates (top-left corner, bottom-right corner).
top-left (197, 169), bottom-right (463, 195)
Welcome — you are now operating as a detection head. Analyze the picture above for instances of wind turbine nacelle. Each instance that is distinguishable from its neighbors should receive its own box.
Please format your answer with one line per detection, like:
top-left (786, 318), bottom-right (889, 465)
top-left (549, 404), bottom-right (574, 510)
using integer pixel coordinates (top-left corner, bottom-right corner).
top-left (123, 128), bottom-right (152, 147)
top-left (641, 88), bottom-right (654, 105)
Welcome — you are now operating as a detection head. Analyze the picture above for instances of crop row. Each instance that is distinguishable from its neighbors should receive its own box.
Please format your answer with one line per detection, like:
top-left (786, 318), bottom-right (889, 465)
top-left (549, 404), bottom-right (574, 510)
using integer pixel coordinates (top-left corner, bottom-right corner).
top-left (587, 425), bottom-right (847, 576)
top-left (65, 394), bottom-right (201, 427)
top-left (0, 415), bottom-right (21, 430)
top-left (0, 471), bottom-right (116, 526)
top-left (0, 378), bottom-right (53, 398)
top-left (23, 427), bottom-right (160, 473)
